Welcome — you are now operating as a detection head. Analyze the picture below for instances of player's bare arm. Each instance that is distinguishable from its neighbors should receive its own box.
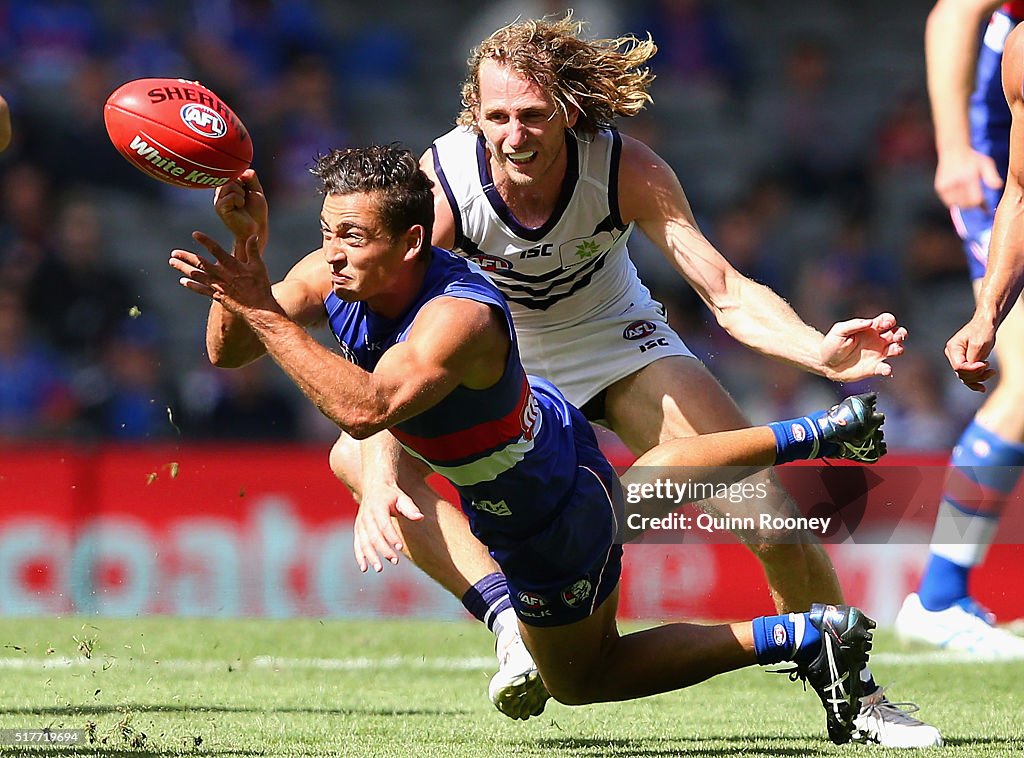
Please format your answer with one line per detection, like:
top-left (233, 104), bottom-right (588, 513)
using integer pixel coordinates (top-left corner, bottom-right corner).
top-left (947, 23), bottom-right (1024, 388)
top-left (175, 230), bottom-right (507, 434)
top-left (196, 171), bottom-right (329, 367)
top-left (927, 0), bottom-right (1006, 209)
top-left (617, 135), bottom-right (905, 381)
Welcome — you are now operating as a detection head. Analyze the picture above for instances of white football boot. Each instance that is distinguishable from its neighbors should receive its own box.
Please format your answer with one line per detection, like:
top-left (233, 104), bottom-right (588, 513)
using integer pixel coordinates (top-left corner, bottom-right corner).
top-left (895, 593), bottom-right (1024, 658)
top-left (488, 628), bottom-right (550, 720)
top-left (852, 686), bottom-right (943, 747)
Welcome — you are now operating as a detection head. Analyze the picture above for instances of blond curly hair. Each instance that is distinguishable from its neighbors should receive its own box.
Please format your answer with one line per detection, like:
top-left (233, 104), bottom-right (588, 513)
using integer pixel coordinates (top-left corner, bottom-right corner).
top-left (457, 12), bottom-right (657, 137)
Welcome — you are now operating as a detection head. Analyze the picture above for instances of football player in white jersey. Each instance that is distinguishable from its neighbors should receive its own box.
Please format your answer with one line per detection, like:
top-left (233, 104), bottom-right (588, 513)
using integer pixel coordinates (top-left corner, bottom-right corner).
top-left (327, 14), bottom-right (939, 748)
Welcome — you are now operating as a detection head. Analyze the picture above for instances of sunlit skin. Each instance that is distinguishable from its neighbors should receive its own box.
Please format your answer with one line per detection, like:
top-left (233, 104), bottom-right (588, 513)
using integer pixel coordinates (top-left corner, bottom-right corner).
top-left (320, 192), bottom-right (426, 319)
top-left (475, 59), bottom-right (579, 223)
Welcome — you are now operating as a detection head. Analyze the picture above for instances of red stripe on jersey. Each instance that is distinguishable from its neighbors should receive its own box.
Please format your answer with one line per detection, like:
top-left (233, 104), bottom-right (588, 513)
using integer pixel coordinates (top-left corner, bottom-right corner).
top-left (391, 378), bottom-right (536, 462)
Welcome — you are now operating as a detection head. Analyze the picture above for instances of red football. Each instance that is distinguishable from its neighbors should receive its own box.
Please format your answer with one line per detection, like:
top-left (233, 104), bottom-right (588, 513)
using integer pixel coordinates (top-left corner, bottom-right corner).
top-left (103, 78), bottom-right (253, 190)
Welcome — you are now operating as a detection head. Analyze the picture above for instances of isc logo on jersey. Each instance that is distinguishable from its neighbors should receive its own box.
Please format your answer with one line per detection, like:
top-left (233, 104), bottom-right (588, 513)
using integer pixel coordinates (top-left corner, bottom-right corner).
top-left (180, 104), bottom-right (228, 139)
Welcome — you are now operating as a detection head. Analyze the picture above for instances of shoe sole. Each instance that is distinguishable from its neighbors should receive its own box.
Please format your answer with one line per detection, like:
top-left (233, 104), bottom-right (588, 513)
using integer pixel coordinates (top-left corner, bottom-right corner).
top-left (489, 669), bottom-right (551, 721)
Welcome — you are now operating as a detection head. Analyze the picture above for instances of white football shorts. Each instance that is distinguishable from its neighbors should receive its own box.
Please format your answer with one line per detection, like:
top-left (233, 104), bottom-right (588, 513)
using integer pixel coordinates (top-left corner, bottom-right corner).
top-left (515, 294), bottom-right (697, 410)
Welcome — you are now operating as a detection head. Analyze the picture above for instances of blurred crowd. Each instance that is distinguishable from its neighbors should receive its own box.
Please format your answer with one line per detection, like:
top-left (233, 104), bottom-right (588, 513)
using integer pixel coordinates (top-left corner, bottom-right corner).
top-left (0, 0), bottom-right (980, 449)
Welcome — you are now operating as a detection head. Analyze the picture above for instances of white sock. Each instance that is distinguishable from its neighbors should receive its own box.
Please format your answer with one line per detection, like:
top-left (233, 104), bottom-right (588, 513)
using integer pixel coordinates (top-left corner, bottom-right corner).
top-left (493, 608), bottom-right (519, 643)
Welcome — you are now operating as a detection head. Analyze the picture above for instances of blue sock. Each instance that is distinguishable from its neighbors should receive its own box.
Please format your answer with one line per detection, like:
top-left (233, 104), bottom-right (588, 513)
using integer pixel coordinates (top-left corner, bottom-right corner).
top-left (920, 422), bottom-right (1024, 610)
top-left (460, 572), bottom-right (512, 633)
top-left (752, 612), bottom-right (822, 665)
top-left (767, 413), bottom-right (827, 464)
top-left (918, 554), bottom-right (970, 611)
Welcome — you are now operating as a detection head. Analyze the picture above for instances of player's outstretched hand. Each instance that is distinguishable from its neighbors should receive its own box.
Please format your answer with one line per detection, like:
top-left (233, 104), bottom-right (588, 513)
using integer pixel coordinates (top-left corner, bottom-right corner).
top-left (353, 481), bottom-right (424, 573)
top-left (214, 169), bottom-right (268, 248)
top-left (945, 318), bottom-right (998, 392)
top-left (820, 313), bottom-right (908, 382)
top-left (169, 232), bottom-right (278, 317)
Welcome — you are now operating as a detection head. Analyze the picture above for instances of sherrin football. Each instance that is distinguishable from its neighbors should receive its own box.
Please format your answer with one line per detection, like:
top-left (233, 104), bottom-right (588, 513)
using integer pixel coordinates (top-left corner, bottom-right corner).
top-left (103, 77), bottom-right (252, 189)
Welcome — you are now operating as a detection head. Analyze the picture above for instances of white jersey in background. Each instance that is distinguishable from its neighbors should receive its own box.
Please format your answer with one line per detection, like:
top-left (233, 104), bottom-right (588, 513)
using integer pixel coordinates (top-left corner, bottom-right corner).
top-left (430, 125), bottom-right (694, 410)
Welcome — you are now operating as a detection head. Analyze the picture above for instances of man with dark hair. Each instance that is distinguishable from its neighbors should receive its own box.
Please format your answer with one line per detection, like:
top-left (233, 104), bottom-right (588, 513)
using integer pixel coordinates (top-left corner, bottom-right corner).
top-left (323, 15), bottom-right (939, 747)
top-left (169, 144), bottom-right (883, 745)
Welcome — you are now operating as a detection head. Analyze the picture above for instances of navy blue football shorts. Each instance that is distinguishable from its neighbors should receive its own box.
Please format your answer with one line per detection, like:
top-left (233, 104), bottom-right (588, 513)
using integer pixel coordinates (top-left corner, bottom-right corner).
top-left (495, 430), bottom-right (625, 628)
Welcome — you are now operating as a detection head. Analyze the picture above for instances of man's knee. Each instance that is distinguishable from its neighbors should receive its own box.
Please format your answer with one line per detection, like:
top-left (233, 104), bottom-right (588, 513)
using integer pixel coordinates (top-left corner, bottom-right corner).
top-left (543, 673), bottom-right (599, 706)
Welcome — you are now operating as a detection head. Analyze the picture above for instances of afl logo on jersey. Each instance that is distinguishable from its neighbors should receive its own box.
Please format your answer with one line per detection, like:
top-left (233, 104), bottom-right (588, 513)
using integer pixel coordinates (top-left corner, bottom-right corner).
top-left (623, 320), bottom-right (657, 340)
top-left (468, 252), bottom-right (512, 272)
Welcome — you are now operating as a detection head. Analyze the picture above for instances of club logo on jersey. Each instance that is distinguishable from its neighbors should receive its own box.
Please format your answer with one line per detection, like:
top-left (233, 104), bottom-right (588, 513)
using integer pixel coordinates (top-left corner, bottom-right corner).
top-left (471, 499), bottom-right (512, 516)
top-left (773, 623), bottom-right (788, 647)
top-left (623, 320), bottom-right (657, 340)
top-left (517, 591), bottom-right (548, 608)
top-left (468, 252), bottom-right (513, 272)
top-left (180, 103), bottom-right (228, 139)
top-left (791, 424), bottom-right (806, 442)
top-left (561, 578), bottom-right (593, 609)
top-left (574, 239), bottom-right (601, 259)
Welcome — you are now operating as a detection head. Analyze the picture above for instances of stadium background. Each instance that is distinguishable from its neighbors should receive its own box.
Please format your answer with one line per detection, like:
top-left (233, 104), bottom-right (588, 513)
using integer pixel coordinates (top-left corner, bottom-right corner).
top-left (1, 0), bottom-right (1020, 625)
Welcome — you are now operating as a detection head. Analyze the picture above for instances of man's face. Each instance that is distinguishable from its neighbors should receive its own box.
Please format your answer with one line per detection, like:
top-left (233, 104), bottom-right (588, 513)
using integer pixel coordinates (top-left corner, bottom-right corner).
top-left (475, 58), bottom-right (578, 188)
top-left (320, 192), bottom-right (407, 302)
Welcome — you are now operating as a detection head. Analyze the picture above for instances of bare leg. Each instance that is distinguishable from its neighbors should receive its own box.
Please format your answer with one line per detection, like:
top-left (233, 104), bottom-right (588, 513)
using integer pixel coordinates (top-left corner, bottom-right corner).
top-left (519, 585), bottom-right (754, 705)
top-left (604, 356), bottom-right (843, 613)
top-left (330, 432), bottom-right (498, 597)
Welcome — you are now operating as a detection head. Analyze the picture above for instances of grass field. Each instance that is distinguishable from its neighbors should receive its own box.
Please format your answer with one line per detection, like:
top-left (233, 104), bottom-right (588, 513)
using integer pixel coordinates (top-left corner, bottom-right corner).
top-left (0, 617), bottom-right (1021, 757)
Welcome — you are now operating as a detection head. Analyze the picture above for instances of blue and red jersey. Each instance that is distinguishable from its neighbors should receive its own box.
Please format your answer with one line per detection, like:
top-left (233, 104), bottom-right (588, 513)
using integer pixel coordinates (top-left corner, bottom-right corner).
top-left (970, 3), bottom-right (1024, 163)
top-left (324, 247), bottom-right (613, 548)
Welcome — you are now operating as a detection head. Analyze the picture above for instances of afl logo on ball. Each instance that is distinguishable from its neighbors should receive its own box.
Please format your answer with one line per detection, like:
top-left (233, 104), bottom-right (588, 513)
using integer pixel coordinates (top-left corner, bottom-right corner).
top-left (180, 104), bottom-right (228, 139)
top-left (623, 320), bottom-right (657, 340)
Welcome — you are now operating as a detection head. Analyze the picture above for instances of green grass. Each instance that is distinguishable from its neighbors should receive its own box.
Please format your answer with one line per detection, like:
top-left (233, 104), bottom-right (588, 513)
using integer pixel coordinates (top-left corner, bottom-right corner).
top-left (0, 617), bottom-right (1020, 756)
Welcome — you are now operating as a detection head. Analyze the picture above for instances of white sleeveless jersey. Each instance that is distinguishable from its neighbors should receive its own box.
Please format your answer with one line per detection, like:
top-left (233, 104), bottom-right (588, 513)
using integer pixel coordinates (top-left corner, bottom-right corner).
top-left (430, 126), bottom-right (641, 334)
top-left (431, 125), bottom-right (695, 409)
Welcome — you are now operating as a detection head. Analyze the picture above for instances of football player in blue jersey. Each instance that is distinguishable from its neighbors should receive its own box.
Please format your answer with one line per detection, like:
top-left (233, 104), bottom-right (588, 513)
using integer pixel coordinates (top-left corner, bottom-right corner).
top-left (169, 144), bottom-right (885, 745)
top-left (326, 15), bottom-right (938, 747)
top-left (894, 0), bottom-right (1024, 659)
